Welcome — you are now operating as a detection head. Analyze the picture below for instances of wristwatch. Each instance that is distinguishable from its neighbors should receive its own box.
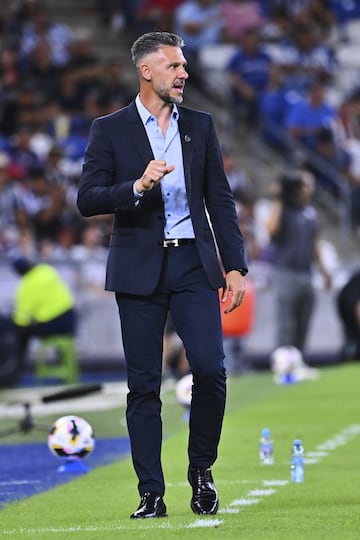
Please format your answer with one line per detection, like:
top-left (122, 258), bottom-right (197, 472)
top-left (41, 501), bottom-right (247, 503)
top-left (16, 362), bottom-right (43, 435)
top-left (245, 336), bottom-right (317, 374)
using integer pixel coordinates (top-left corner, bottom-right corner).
top-left (238, 268), bottom-right (248, 277)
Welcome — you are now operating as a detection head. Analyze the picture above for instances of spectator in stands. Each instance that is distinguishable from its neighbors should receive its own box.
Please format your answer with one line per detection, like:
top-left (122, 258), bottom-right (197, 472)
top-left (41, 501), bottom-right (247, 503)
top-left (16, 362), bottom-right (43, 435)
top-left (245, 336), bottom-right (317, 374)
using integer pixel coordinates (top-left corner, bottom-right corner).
top-left (97, 59), bottom-right (133, 110)
top-left (65, 28), bottom-right (104, 109)
top-left (260, 3), bottom-right (291, 43)
top-left (284, 77), bottom-right (338, 149)
top-left (0, 151), bottom-right (29, 251)
top-left (173, 0), bottom-right (222, 64)
top-left (258, 64), bottom-right (295, 150)
top-left (0, 45), bottom-right (21, 99)
top-left (11, 255), bottom-right (76, 370)
top-left (221, 0), bottom-right (264, 43)
top-left (5, 78), bottom-right (44, 135)
top-left (337, 269), bottom-right (360, 360)
top-left (304, 1), bottom-right (335, 41)
top-left (222, 145), bottom-right (253, 201)
top-left (95, 0), bottom-right (127, 29)
top-left (134, 0), bottom-right (183, 33)
top-left (55, 69), bottom-right (84, 114)
top-left (304, 125), bottom-right (352, 198)
top-left (222, 146), bottom-right (259, 260)
top-left (21, 166), bottom-right (66, 245)
top-left (61, 93), bottom-right (109, 164)
top-left (276, 20), bottom-right (336, 93)
top-left (266, 169), bottom-right (331, 353)
top-left (226, 26), bottom-right (273, 127)
top-left (328, 0), bottom-right (360, 42)
top-left (23, 38), bottom-right (61, 102)
top-left (264, 0), bottom-right (334, 39)
top-left (0, 93), bottom-right (18, 140)
top-left (0, 0), bottom-right (132, 264)
top-left (19, 1), bottom-right (72, 67)
top-left (8, 124), bottom-right (41, 177)
top-left (43, 144), bottom-right (67, 185)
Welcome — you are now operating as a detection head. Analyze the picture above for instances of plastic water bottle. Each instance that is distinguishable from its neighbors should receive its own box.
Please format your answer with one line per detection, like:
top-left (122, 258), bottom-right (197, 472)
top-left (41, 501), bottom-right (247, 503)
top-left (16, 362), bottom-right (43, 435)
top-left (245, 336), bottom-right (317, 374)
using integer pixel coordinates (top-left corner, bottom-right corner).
top-left (259, 428), bottom-right (274, 465)
top-left (291, 439), bottom-right (304, 482)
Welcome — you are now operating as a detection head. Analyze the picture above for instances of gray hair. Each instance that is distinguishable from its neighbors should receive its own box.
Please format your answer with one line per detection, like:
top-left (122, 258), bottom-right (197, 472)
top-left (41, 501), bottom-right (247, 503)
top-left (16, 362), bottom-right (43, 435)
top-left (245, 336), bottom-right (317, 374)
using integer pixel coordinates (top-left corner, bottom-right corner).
top-left (131, 32), bottom-right (185, 67)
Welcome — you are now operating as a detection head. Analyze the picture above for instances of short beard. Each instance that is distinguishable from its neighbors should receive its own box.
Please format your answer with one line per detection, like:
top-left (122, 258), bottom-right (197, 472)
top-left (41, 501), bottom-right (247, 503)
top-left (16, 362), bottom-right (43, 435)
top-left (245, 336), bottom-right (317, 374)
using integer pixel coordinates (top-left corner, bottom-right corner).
top-left (157, 87), bottom-right (184, 105)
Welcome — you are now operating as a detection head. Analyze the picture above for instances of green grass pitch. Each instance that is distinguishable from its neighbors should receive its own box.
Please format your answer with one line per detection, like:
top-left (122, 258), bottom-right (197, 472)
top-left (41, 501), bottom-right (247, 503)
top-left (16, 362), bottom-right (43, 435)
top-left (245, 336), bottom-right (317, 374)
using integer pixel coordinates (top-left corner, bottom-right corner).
top-left (0, 363), bottom-right (360, 539)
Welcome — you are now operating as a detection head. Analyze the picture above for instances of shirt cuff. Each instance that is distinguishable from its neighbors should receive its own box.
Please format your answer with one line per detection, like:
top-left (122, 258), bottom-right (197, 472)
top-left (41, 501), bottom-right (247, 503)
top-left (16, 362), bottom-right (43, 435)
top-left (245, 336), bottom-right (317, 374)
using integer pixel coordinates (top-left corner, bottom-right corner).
top-left (133, 182), bottom-right (144, 200)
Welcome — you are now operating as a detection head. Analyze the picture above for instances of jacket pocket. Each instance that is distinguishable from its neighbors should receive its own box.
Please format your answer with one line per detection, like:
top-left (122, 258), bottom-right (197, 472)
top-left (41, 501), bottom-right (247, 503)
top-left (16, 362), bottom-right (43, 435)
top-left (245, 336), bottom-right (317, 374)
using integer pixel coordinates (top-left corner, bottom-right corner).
top-left (109, 234), bottom-right (134, 247)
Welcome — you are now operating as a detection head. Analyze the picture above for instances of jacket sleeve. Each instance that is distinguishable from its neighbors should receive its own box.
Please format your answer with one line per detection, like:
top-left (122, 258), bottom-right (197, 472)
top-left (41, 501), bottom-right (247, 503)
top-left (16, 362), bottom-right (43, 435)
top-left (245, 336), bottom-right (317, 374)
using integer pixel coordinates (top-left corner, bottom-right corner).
top-left (77, 118), bottom-right (140, 217)
top-left (203, 115), bottom-right (248, 273)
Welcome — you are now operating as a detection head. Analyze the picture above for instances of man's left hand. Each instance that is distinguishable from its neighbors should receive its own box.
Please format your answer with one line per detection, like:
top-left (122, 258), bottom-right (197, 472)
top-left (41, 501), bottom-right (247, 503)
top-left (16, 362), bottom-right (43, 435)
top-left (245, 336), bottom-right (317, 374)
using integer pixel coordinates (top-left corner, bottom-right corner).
top-left (221, 270), bottom-right (247, 313)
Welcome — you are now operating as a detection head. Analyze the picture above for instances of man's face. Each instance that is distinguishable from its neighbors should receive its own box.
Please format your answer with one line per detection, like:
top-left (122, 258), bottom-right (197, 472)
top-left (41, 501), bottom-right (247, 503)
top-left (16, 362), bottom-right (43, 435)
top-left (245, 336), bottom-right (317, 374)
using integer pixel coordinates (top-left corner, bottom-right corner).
top-left (141, 45), bottom-right (189, 104)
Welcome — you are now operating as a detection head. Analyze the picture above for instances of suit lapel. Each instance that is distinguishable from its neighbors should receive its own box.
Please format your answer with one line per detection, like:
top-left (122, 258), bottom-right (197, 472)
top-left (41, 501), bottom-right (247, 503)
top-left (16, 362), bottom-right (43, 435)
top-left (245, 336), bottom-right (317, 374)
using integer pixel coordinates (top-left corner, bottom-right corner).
top-left (126, 102), bottom-right (163, 201)
top-left (127, 102), bottom-right (154, 166)
top-left (178, 110), bottom-right (194, 199)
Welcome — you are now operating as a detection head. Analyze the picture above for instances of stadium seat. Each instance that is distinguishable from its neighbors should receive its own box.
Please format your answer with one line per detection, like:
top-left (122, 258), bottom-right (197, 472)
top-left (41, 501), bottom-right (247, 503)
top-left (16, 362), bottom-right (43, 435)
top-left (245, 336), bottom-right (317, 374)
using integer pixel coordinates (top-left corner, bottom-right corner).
top-left (198, 44), bottom-right (237, 97)
top-left (337, 44), bottom-right (360, 68)
top-left (346, 20), bottom-right (360, 44)
top-left (34, 335), bottom-right (78, 384)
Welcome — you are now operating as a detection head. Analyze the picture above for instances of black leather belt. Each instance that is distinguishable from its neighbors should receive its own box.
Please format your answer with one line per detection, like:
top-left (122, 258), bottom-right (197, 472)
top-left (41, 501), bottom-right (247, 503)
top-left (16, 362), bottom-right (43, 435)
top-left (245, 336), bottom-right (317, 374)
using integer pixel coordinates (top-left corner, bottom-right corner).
top-left (162, 238), bottom-right (196, 248)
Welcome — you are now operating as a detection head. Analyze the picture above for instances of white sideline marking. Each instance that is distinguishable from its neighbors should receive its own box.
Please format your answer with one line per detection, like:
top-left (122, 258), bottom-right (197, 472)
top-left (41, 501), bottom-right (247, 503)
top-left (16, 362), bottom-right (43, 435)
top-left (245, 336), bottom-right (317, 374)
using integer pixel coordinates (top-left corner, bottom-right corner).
top-left (315, 424), bottom-right (360, 452)
top-left (306, 451), bottom-right (328, 458)
top-left (187, 519), bottom-right (223, 528)
top-left (0, 521), bottom-right (224, 535)
top-left (0, 480), bottom-right (41, 486)
top-left (263, 480), bottom-right (288, 486)
top-left (219, 507), bottom-right (240, 514)
top-left (247, 489), bottom-right (276, 497)
top-left (230, 498), bottom-right (260, 506)
top-left (1, 526), bottom-right (139, 535)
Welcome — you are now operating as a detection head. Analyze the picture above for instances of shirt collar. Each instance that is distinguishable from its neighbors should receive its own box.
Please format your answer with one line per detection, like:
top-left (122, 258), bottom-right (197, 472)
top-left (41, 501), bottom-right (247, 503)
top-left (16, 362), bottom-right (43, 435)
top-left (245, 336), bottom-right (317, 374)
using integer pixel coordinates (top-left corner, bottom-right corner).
top-left (135, 94), bottom-right (179, 126)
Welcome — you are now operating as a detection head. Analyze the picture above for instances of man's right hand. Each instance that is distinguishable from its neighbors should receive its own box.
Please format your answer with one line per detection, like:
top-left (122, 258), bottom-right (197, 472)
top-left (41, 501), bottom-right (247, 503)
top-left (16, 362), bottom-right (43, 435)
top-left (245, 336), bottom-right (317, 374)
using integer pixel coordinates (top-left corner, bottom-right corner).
top-left (135, 160), bottom-right (175, 193)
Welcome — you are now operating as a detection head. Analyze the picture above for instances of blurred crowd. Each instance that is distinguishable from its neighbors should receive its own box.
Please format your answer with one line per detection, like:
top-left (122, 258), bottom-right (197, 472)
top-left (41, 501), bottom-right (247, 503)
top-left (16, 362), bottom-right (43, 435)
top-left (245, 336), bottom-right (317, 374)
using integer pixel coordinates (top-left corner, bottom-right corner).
top-left (1, 0), bottom-right (360, 377)
top-left (0, 0), bottom-right (133, 266)
top-left (1, 0), bottom-right (360, 272)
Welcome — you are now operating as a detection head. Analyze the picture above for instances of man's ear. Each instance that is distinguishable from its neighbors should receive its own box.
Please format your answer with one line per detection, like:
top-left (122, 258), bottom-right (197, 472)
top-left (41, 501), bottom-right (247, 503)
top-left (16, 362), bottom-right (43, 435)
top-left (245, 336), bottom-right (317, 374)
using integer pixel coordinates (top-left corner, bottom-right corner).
top-left (139, 63), bottom-right (151, 82)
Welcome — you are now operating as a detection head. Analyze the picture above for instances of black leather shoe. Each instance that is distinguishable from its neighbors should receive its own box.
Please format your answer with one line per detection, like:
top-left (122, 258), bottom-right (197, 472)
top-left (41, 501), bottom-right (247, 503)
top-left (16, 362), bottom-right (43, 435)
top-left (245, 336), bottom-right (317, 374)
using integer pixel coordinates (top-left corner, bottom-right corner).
top-left (188, 466), bottom-right (219, 515)
top-left (130, 492), bottom-right (167, 519)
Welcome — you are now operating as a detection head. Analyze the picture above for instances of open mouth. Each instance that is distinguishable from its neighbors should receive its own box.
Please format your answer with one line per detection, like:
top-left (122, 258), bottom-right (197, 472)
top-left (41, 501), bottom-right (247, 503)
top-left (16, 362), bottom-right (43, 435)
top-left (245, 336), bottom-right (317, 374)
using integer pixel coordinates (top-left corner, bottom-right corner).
top-left (174, 82), bottom-right (185, 93)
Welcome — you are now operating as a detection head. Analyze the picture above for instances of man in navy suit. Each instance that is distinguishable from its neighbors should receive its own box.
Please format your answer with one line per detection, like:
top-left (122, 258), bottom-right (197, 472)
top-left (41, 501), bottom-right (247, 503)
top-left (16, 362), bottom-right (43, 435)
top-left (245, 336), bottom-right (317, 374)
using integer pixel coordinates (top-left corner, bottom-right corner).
top-left (77, 31), bottom-right (247, 518)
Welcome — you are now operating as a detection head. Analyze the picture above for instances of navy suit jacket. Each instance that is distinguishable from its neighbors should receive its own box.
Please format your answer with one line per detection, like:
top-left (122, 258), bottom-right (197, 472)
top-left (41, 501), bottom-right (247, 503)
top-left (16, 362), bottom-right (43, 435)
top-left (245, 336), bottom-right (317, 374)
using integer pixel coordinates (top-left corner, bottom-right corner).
top-left (77, 101), bottom-right (247, 295)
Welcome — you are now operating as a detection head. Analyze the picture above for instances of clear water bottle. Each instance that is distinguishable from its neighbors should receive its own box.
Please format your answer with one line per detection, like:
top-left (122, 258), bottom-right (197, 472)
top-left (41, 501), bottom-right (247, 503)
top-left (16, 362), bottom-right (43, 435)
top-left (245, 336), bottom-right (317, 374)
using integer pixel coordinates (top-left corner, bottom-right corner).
top-left (259, 428), bottom-right (274, 465)
top-left (291, 439), bottom-right (304, 482)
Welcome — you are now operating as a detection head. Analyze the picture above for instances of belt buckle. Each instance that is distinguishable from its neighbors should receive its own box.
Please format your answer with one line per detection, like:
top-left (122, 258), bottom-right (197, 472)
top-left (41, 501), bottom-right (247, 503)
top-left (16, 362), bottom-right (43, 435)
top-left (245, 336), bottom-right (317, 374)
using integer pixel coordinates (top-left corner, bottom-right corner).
top-left (163, 238), bottom-right (180, 248)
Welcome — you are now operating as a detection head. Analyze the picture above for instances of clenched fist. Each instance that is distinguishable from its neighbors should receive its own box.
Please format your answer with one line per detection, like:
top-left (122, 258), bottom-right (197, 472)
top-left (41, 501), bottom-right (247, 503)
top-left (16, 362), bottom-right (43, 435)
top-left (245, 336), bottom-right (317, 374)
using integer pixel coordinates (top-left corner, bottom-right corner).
top-left (135, 160), bottom-right (175, 193)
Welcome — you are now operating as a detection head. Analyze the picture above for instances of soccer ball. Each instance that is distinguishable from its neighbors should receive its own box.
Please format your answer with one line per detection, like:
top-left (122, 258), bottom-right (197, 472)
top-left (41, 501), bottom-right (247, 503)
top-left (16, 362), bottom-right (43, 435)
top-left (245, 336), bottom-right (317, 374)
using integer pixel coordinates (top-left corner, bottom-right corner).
top-left (48, 415), bottom-right (95, 460)
top-left (270, 346), bottom-right (319, 384)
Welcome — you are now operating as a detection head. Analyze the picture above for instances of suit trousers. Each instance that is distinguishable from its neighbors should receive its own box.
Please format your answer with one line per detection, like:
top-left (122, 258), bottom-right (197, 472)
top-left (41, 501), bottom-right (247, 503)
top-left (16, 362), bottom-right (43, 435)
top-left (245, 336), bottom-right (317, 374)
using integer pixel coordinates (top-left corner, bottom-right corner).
top-left (115, 244), bottom-right (226, 497)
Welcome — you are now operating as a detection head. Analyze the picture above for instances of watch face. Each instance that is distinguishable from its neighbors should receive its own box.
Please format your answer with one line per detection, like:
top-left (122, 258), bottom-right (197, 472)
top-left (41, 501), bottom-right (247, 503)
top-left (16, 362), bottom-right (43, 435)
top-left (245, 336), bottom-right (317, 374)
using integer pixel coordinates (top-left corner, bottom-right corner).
top-left (240, 268), bottom-right (248, 277)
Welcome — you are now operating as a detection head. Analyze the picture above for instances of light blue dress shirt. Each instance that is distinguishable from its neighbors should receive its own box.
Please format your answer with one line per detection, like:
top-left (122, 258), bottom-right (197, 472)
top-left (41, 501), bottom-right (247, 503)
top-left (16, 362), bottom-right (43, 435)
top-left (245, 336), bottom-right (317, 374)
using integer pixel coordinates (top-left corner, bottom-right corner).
top-left (135, 95), bottom-right (195, 239)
